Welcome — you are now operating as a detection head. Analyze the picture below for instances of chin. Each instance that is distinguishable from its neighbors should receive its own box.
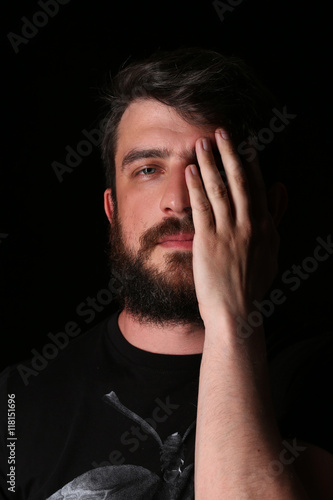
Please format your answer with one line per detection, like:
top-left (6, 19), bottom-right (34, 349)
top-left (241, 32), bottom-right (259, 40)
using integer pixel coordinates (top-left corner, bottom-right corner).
top-left (164, 251), bottom-right (194, 283)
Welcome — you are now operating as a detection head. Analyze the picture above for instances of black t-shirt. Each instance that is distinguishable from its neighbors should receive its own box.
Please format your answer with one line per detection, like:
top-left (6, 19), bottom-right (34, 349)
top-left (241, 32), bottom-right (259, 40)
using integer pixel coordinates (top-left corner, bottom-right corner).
top-left (1, 311), bottom-right (332, 499)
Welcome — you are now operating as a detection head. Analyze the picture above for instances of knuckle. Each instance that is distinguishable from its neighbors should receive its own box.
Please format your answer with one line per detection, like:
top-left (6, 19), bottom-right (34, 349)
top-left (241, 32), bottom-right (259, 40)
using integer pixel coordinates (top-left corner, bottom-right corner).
top-left (194, 198), bottom-right (211, 214)
top-left (208, 181), bottom-right (228, 200)
top-left (233, 172), bottom-right (247, 190)
top-left (242, 225), bottom-right (253, 245)
top-left (241, 217), bottom-right (253, 236)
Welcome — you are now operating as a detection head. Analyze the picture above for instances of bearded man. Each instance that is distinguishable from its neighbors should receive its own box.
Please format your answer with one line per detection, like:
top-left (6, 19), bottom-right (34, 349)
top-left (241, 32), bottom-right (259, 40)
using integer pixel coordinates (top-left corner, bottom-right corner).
top-left (1, 47), bottom-right (332, 500)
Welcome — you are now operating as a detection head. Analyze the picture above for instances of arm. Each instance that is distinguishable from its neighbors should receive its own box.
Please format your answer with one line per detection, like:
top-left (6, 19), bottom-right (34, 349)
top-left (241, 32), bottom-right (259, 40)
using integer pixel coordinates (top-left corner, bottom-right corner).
top-left (185, 130), bottom-right (309, 499)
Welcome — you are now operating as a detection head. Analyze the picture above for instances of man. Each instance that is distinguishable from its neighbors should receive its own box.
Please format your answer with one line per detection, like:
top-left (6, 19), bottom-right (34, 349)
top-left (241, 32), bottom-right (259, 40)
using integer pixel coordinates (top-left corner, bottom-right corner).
top-left (1, 47), bottom-right (332, 499)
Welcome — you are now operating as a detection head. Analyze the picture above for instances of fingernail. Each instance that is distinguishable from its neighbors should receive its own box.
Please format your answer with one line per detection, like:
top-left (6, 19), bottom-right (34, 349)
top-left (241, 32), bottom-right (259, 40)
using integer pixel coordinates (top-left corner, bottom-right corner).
top-left (217, 128), bottom-right (229, 140)
top-left (189, 164), bottom-right (197, 175)
top-left (202, 138), bottom-right (210, 151)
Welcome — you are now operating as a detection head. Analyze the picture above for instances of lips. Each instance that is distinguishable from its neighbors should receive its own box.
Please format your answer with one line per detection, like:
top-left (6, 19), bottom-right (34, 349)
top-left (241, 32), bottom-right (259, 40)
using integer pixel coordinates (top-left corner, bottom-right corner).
top-left (158, 233), bottom-right (194, 244)
top-left (157, 233), bottom-right (194, 249)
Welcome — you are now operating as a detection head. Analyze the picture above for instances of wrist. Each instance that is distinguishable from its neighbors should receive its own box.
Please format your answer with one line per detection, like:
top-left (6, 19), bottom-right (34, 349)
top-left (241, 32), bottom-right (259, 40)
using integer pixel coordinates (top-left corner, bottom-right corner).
top-left (202, 305), bottom-right (265, 347)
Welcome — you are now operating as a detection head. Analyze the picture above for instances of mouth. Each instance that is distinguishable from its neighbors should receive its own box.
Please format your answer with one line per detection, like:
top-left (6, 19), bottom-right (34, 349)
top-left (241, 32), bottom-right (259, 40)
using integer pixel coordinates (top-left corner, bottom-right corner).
top-left (157, 233), bottom-right (194, 250)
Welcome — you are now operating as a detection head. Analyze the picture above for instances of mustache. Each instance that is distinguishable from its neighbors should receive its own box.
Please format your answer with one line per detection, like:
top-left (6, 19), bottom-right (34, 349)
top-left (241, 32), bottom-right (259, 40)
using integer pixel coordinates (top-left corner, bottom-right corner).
top-left (139, 215), bottom-right (195, 254)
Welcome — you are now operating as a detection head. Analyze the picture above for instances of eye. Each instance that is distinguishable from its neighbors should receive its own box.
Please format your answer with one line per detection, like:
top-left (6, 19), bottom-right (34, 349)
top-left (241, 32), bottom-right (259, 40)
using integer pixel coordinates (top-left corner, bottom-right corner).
top-left (139, 167), bottom-right (157, 175)
top-left (133, 164), bottom-right (163, 181)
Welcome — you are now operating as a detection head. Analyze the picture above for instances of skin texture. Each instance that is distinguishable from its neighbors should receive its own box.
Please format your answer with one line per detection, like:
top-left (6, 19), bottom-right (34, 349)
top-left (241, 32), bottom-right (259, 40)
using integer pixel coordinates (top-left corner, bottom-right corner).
top-left (105, 99), bottom-right (220, 354)
top-left (104, 98), bottom-right (333, 499)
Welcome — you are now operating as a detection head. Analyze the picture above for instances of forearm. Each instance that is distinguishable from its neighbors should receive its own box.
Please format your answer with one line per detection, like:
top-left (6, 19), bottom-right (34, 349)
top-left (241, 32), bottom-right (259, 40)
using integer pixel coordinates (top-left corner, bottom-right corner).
top-left (194, 313), bottom-right (308, 499)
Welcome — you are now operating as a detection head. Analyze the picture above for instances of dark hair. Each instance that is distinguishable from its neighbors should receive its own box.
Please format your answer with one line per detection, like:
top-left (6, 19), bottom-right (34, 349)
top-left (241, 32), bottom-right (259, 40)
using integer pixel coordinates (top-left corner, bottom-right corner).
top-left (101, 47), bottom-right (284, 197)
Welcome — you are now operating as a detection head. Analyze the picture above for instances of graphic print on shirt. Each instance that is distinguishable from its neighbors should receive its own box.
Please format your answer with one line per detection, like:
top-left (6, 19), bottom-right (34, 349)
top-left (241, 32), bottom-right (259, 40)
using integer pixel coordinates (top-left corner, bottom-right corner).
top-left (46, 391), bottom-right (195, 499)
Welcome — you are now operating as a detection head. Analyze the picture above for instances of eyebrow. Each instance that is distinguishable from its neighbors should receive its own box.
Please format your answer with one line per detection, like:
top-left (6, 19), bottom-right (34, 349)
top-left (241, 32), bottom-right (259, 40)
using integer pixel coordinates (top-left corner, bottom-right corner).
top-left (120, 147), bottom-right (198, 172)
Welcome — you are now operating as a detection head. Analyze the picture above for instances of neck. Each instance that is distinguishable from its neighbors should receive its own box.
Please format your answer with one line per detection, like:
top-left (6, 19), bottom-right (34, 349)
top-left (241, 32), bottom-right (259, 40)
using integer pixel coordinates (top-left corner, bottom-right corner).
top-left (118, 308), bottom-right (205, 355)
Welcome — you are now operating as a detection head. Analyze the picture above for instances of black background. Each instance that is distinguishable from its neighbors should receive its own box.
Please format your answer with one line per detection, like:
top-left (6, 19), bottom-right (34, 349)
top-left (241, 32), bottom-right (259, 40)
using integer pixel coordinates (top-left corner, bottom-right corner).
top-left (1, 0), bottom-right (332, 370)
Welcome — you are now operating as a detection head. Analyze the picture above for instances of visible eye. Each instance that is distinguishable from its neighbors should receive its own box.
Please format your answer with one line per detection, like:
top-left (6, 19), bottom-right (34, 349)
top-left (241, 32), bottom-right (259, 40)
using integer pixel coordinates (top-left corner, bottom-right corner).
top-left (132, 164), bottom-right (164, 182)
top-left (138, 167), bottom-right (158, 176)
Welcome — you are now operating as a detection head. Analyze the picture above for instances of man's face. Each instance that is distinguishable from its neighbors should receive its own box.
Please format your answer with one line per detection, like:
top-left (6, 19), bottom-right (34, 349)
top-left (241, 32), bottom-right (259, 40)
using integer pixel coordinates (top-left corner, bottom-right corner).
top-left (105, 99), bottom-right (219, 326)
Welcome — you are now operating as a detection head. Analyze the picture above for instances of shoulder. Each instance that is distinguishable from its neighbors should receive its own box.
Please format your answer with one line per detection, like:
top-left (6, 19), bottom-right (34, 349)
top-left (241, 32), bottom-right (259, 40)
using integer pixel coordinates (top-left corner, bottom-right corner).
top-left (0, 314), bottom-right (113, 403)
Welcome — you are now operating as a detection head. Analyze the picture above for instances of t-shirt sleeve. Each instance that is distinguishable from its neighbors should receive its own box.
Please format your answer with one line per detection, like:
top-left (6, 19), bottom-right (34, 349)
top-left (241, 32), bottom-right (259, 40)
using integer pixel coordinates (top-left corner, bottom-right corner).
top-left (269, 332), bottom-right (333, 455)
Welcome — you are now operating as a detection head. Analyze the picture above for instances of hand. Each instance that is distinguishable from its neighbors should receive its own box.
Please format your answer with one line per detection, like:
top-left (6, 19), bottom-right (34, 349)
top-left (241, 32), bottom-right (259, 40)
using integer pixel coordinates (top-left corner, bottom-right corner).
top-left (185, 129), bottom-right (280, 326)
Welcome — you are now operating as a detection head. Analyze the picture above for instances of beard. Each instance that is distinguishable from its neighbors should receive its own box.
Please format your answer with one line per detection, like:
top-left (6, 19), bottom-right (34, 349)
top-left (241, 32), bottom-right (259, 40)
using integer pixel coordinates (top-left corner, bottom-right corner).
top-left (107, 203), bottom-right (203, 328)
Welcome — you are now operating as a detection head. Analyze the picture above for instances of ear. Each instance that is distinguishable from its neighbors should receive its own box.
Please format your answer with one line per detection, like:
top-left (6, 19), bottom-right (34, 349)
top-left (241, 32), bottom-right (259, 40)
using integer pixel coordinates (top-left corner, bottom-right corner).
top-left (104, 188), bottom-right (114, 224)
top-left (267, 182), bottom-right (288, 227)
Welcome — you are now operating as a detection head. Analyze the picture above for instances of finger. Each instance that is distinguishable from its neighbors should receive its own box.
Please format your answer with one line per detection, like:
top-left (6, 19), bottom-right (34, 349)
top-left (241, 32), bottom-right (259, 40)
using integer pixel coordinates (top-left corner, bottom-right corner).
top-left (184, 163), bottom-right (215, 234)
top-left (214, 129), bottom-right (251, 225)
top-left (195, 137), bottom-right (232, 227)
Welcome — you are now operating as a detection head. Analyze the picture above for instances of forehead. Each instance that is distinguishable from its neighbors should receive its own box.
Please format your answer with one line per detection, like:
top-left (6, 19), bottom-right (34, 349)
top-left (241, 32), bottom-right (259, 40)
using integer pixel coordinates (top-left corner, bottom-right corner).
top-left (115, 99), bottom-right (216, 166)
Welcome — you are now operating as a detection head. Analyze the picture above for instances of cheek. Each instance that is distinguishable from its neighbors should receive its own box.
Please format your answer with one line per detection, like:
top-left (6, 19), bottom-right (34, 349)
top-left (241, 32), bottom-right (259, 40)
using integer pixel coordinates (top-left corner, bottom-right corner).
top-left (115, 176), bottom-right (163, 246)
top-left (118, 196), bottom-right (155, 249)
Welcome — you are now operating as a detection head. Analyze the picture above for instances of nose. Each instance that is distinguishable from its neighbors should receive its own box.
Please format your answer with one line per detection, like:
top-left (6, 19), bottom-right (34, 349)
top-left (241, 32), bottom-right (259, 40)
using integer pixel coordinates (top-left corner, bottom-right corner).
top-left (160, 169), bottom-right (191, 216)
